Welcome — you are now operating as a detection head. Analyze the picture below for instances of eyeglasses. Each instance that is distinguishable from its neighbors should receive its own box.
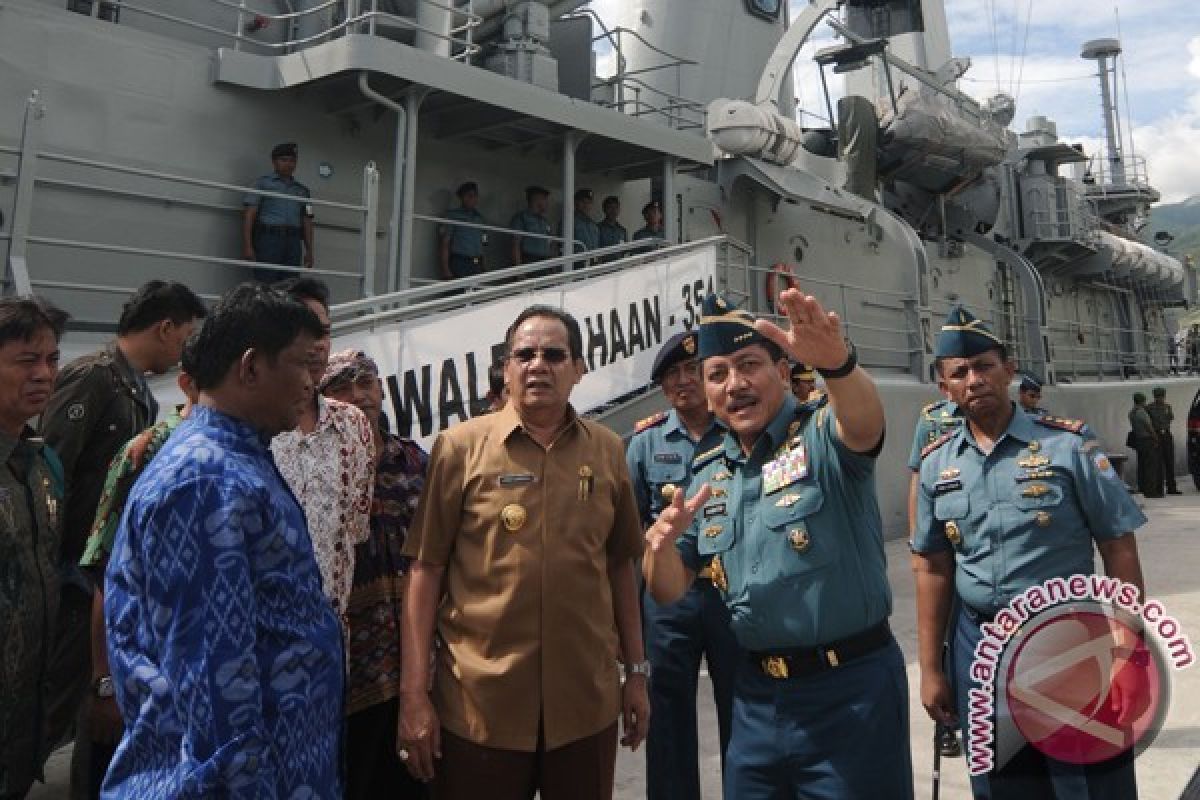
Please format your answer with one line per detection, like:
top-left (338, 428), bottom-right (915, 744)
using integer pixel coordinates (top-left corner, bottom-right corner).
top-left (509, 346), bottom-right (571, 364)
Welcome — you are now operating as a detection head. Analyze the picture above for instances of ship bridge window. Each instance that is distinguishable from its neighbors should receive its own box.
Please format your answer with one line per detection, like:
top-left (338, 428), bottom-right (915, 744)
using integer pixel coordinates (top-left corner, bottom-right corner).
top-left (745, 0), bottom-right (782, 21)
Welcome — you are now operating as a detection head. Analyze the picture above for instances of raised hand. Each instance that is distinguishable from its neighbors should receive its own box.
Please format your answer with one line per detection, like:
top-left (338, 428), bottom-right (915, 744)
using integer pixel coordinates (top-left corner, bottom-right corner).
top-left (645, 483), bottom-right (712, 553)
top-left (756, 286), bottom-right (849, 372)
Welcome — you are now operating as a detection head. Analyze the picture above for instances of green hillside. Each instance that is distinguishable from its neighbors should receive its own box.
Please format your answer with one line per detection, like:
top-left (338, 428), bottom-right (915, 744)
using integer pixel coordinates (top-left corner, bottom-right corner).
top-left (1146, 196), bottom-right (1200, 261)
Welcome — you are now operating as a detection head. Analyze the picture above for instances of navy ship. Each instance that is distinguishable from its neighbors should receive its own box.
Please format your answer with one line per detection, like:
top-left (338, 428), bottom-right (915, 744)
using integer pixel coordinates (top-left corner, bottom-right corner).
top-left (2, 0), bottom-right (1195, 534)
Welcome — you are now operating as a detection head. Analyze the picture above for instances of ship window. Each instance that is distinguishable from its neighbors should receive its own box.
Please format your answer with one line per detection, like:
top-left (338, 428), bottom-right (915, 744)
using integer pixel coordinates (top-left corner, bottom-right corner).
top-left (746, 0), bottom-right (782, 21)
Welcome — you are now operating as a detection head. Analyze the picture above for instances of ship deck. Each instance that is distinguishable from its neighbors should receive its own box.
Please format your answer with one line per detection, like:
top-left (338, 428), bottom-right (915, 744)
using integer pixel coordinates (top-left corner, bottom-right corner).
top-left (28, 494), bottom-right (1200, 799)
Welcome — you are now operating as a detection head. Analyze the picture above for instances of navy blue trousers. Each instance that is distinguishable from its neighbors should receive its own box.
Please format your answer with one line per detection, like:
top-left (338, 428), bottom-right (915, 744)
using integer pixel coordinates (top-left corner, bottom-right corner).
top-left (954, 609), bottom-right (1138, 800)
top-left (644, 580), bottom-right (740, 800)
top-left (253, 230), bottom-right (303, 283)
top-left (724, 635), bottom-right (913, 799)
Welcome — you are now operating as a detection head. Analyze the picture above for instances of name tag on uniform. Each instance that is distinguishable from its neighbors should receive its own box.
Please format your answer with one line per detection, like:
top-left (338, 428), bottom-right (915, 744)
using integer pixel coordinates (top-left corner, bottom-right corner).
top-left (703, 503), bottom-right (727, 518)
top-left (498, 473), bottom-right (536, 487)
top-left (653, 453), bottom-right (682, 464)
top-left (933, 479), bottom-right (962, 495)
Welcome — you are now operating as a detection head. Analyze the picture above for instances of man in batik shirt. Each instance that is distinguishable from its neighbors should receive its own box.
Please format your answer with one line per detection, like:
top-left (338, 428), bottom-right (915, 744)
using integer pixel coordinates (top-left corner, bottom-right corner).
top-left (103, 284), bottom-right (344, 797)
top-left (271, 278), bottom-right (374, 634)
top-left (321, 349), bottom-right (429, 800)
top-left (76, 366), bottom-right (199, 796)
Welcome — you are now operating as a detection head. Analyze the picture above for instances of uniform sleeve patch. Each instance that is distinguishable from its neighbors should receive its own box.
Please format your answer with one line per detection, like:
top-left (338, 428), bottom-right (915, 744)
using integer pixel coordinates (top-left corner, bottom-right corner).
top-left (1093, 452), bottom-right (1117, 477)
top-left (66, 403), bottom-right (86, 421)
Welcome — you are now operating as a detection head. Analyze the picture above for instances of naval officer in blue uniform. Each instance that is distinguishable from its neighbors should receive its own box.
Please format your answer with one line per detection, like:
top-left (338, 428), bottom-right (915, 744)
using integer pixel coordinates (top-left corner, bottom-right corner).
top-left (440, 181), bottom-right (487, 280)
top-left (643, 290), bottom-right (912, 798)
top-left (626, 330), bottom-right (739, 800)
top-left (912, 305), bottom-right (1149, 800)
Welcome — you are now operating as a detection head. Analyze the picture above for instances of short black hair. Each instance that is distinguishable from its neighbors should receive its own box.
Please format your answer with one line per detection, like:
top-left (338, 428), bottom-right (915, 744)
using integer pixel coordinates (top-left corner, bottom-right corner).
top-left (273, 276), bottom-right (331, 312)
top-left (180, 332), bottom-right (200, 376)
top-left (504, 305), bottom-right (584, 361)
top-left (934, 343), bottom-right (1008, 376)
top-left (602, 195), bottom-right (619, 211)
top-left (116, 281), bottom-right (206, 335)
top-left (0, 296), bottom-right (69, 347)
top-left (525, 185), bottom-right (549, 202)
top-left (187, 283), bottom-right (326, 390)
top-left (457, 181), bottom-right (478, 198)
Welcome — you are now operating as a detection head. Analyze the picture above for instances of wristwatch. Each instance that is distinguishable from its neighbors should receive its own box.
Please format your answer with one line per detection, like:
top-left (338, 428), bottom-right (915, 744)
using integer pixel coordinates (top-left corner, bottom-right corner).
top-left (817, 340), bottom-right (858, 380)
top-left (627, 660), bottom-right (652, 679)
top-left (93, 675), bottom-right (115, 699)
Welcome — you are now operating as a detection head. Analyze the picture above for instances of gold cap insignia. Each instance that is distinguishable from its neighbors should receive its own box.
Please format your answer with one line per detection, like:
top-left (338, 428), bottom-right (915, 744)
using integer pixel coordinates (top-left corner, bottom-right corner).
top-left (763, 655), bottom-right (789, 679)
top-left (500, 503), bottom-right (527, 532)
top-left (682, 335), bottom-right (696, 355)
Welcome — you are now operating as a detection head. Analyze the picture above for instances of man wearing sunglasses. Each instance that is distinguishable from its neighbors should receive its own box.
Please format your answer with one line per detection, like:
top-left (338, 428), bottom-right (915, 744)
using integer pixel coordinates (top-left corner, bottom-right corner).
top-left (642, 290), bottom-right (912, 799)
top-left (626, 330), bottom-right (738, 800)
top-left (399, 305), bottom-right (648, 800)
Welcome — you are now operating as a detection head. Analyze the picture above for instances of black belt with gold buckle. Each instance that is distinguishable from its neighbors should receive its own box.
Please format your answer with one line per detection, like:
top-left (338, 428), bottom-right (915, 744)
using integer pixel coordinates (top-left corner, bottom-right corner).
top-left (749, 621), bottom-right (891, 680)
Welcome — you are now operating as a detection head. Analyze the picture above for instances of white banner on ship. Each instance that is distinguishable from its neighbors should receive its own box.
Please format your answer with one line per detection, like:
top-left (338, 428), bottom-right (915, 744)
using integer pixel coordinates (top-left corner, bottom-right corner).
top-left (339, 245), bottom-right (717, 449)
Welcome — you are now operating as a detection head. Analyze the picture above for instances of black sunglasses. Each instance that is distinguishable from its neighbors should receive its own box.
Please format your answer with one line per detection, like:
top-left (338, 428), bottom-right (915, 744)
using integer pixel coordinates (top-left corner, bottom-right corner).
top-left (509, 346), bottom-right (571, 364)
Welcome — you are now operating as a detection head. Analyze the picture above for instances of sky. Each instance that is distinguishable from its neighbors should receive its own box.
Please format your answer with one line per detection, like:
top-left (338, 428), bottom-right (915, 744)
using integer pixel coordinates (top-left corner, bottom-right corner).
top-left (585, 0), bottom-right (1200, 204)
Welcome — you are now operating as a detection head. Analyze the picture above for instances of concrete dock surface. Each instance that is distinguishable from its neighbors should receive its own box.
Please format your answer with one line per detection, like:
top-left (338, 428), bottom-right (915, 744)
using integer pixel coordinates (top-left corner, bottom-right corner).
top-left (27, 494), bottom-right (1200, 799)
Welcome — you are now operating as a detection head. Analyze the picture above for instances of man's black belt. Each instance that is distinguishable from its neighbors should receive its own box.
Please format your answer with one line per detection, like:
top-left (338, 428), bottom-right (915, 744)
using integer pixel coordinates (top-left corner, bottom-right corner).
top-left (960, 604), bottom-right (996, 625)
top-left (255, 224), bottom-right (302, 236)
top-left (749, 621), bottom-right (891, 679)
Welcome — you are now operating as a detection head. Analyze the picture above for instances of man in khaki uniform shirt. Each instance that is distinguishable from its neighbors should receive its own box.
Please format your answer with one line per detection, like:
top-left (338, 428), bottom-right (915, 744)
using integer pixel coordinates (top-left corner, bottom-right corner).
top-left (399, 305), bottom-right (649, 799)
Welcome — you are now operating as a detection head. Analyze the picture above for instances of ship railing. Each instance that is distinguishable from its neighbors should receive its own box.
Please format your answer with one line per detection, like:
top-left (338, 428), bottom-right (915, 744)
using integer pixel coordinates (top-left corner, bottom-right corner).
top-left (1042, 316), bottom-right (1173, 381)
top-left (327, 235), bottom-right (735, 332)
top-left (576, 19), bottom-right (706, 132)
top-left (410, 213), bottom-right (591, 260)
top-left (2, 97), bottom-right (379, 301)
top-left (76, 0), bottom-right (482, 60)
top-left (1085, 154), bottom-right (1156, 195)
top-left (721, 261), bottom-right (921, 371)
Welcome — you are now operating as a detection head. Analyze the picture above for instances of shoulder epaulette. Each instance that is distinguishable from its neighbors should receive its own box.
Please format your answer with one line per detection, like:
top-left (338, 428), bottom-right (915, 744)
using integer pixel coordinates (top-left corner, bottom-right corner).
top-left (920, 431), bottom-right (955, 460)
top-left (1034, 415), bottom-right (1086, 435)
top-left (921, 399), bottom-right (947, 414)
top-left (694, 444), bottom-right (724, 467)
top-left (633, 410), bottom-right (669, 434)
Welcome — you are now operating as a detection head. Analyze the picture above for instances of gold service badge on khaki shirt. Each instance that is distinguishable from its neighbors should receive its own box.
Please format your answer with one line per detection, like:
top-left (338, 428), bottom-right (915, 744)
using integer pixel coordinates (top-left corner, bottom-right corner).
top-left (501, 503), bottom-right (527, 532)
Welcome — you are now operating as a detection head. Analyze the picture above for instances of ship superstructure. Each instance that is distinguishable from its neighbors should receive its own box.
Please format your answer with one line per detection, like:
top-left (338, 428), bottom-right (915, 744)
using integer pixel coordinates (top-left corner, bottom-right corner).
top-left (2, 0), bottom-right (1196, 535)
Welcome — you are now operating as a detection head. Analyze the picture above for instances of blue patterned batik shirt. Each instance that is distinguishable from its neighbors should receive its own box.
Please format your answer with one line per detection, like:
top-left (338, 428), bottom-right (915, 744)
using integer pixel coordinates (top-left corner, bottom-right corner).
top-left (103, 405), bottom-right (344, 799)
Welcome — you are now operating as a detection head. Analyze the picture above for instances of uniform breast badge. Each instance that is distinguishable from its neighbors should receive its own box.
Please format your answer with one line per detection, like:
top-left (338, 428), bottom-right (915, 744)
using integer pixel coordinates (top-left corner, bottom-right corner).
top-left (578, 465), bottom-right (594, 501)
top-left (1035, 511), bottom-right (1052, 528)
top-left (1018, 440), bottom-right (1050, 469)
top-left (944, 520), bottom-right (962, 546)
top-left (787, 529), bottom-right (810, 553)
top-left (709, 556), bottom-right (728, 592)
top-left (660, 483), bottom-right (678, 502)
top-left (939, 468), bottom-right (961, 480)
top-left (775, 493), bottom-right (801, 507)
top-left (712, 469), bottom-right (733, 481)
top-left (703, 524), bottom-right (723, 538)
top-left (1021, 484), bottom-right (1051, 499)
top-left (709, 487), bottom-right (728, 499)
top-left (500, 503), bottom-right (527, 532)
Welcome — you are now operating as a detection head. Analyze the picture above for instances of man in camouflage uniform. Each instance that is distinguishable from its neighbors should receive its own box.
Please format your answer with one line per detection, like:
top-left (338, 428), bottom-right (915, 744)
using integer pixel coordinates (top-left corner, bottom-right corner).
top-left (0, 297), bottom-right (69, 799)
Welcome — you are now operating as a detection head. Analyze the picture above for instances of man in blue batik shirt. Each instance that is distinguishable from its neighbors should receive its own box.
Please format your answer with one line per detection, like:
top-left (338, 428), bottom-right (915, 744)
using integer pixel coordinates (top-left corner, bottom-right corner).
top-left (103, 284), bottom-right (343, 799)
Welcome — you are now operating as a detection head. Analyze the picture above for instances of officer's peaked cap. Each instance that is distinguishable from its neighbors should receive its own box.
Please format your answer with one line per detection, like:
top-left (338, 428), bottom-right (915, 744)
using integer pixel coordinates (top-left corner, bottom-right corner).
top-left (697, 293), bottom-right (772, 360)
top-left (651, 331), bottom-right (698, 382)
top-left (1019, 373), bottom-right (1042, 393)
top-left (271, 142), bottom-right (298, 159)
top-left (934, 304), bottom-right (1004, 359)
